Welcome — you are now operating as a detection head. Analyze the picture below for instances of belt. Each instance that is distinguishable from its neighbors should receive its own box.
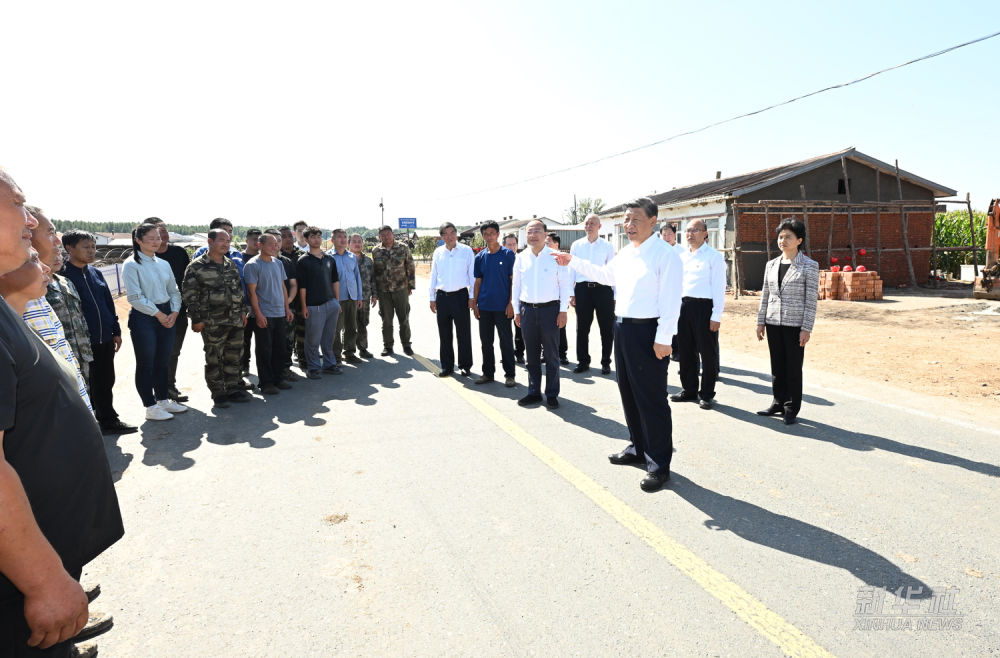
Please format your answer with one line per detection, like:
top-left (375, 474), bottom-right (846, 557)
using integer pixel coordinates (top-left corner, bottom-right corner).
top-left (437, 289), bottom-right (468, 297)
top-left (522, 300), bottom-right (559, 309)
top-left (681, 296), bottom-right (712, 303)
top-left (616, 317), bottom-right (656, 324)
top-left (576, 281), bottom-right (609, 288)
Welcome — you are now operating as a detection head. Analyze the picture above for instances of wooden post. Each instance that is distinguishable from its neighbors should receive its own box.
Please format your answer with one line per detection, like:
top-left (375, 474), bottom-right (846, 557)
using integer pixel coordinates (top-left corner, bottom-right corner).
top-left (875, 170), bottom-right (883, 274)
top-left (840, 156), bottom-right (856, 266)
top-left (896, 160), bottom-right (919, 287)
top-left (799, 184), bottom-right (810, 255)
top-left (763, 205), bottom-right (772, 260)
top-left (732, 204), bottom-right (741, 299)
top-left (966, 193), bottom-right (980, 278)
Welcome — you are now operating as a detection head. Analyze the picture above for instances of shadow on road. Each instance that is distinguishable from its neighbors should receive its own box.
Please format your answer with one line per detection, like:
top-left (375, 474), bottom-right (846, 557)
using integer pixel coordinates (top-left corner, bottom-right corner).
top-left (714, 404), bottom-right (1000, 478)
top-left (103, 435), bottom-right (133, 483)
top-left (719, 365), bottom-right (834, 407)
top-left (670, 472), bottom-right (933, 597)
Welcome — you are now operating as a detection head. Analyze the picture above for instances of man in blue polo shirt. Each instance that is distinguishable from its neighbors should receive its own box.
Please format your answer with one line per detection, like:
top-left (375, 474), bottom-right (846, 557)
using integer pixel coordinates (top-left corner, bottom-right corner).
top-left (472, 221), bottom-right (516, 387)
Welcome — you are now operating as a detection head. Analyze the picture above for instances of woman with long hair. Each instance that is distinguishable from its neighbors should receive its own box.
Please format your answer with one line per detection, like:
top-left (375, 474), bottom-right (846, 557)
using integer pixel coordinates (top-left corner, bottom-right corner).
top-left (755, 218), bottom-right (819, 425)
top-left (121, 223), bottom-right (187, 420)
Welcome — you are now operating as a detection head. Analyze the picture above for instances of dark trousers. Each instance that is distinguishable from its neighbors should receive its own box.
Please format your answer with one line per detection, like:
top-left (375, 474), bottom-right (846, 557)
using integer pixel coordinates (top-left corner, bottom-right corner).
top-left (357, 300), bottom-right (371, 351)
top-left (334, 298), bottom-right (359, 359)
top-left (166, 306), bottom-right (188, 391)
top-left (128, 305), bottom-right (175, 407)
top-left (254, 316), bottom-right (288, 387)
top-left (559, 327), bottom-right (568, 360)
top-left (285, 306), bottom-right (306, 371)
top-left (0, 569), bottom-right (81, 657)
top-left (521, 303), bottom-right (560, 398)
top-left (614, 321), bottom-right (672, 474)
top-left (766, 324), bottom-right (805, 415)
top-left (514, 323), bottom-right (524, 357)
top-left (677, 297), bottom-right (720, 401)
top-left (436, 290), bottom-right (473, 371)
top-left (241, 320), bottom-right (254, 372)
top-left (479, 309), bottom-right (514, 378)
top-left (90, 339), bottom-right (120, 426)
top-left (378, 289), bottom-right (412, 349)
top-left (574, 282), bottom-right (614, 367)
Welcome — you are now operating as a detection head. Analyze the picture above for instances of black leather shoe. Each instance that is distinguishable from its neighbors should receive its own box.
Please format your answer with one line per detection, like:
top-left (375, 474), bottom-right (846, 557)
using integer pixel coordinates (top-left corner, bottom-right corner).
top-left (608, 450), bottom-right (644, 466)
top-left (670, 392), bottom-right (698, 403)
top-left (756, 405), bottom-right (784, 416)
top-left (100, 420), bottom-right (138, 436)
top-left (545, 396), bottom-right (559, 408)
top-left (640, 470), bottom-right (671, 492)
top-left (228, 390), bottom-right (252, 403)
top-left (572, 364), bottom-right (590, 374)
top-left (213, 397), bottom-right (231, 408)
top-left (438, 368), bottom-right (454, 378)
top-left (559, 357), bottom-right (569, 365)
top-left (699, 399), bottom-right (714, 410)
top-left (514, 353), bottom-right (525, 364)
top-left (359, 349), bottom-right (374, 359)
top-left (601, 365), bottom-right (611, 375)
top-left (518, 393), bottom-right (543, 407)
top-left (403, 345), bottom-right (414, 356)
top-left (474, 375), bottom-right (493, 385)
top-left (168, 388), bottom-right (188, 403)
top-left (381, 347), bottom-right (394, 356)
top-left (784, 412), bottom-right (798, 425)
top-left (459, 368), bottom-right (471, 377)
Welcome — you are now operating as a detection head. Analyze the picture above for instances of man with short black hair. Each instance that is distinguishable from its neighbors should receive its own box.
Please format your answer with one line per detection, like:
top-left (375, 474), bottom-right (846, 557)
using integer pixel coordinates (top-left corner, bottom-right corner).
top-left (545, 233), bottom-right (570, 366)
top-left (503, 233), bottom-right (525, 364)
top-left (473, 221), bottom-right (515, 386)
top-left (349, 233), bottom-right (375, 359)
top-left (293, 221), bottom-right (309, 251)
top-left (327, 229), bottom-right (363, 365)
top-left (244, 233), bottom-right (295, 395)
top-left (513, 220), bottom-right (571, 408)
top-left (277, 227), bottom-right (304, 380)
top-left (182, 229), bottom-right (250, 407)
top-left (297, 227), bottom-right (341, 377)
top-left (372, 225), bottom-right (415, 356)
top-left (429, 222), bottom-right (474, 377)
top-left (239, 229), bottom-right (262, 376)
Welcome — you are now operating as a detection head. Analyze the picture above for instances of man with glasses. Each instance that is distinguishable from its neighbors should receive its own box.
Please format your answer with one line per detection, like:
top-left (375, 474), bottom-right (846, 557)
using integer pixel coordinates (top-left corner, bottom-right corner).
top-left (670, 219), bottom-right (726, 410)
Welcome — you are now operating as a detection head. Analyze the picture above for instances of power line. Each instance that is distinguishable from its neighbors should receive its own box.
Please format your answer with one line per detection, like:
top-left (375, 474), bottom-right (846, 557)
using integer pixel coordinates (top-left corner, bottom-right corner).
top-left (440, 29), bottom-right (1000, 201)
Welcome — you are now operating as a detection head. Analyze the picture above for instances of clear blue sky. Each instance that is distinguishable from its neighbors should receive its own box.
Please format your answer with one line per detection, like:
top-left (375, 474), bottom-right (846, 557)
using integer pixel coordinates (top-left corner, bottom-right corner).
top-left (3, 0), bottom-right (998, 227)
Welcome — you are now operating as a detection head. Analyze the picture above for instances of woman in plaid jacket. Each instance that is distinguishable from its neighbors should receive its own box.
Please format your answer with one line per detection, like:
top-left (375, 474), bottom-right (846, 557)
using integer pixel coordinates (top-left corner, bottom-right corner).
top-left (755, 218), bottom-right (819, 425)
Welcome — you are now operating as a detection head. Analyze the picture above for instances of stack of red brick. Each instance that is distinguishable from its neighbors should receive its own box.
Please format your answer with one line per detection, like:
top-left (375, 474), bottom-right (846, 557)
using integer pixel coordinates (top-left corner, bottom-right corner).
top-left (819, 270), bottom-right (883, 301)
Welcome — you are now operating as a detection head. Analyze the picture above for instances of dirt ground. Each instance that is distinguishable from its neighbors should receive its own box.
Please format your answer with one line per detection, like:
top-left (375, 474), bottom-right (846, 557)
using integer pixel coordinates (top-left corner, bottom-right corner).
top-left (721, 290), bottom-right (1000, 414)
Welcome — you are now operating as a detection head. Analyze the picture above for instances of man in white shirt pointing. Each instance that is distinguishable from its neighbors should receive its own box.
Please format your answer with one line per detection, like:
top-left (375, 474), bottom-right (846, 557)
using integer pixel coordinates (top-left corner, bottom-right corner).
top-left (553, 198), bottom-right (682, 492)
top-left (670, 219), bottom-right (726, 410)
top-left (428, 222), bottom-right (475, 377)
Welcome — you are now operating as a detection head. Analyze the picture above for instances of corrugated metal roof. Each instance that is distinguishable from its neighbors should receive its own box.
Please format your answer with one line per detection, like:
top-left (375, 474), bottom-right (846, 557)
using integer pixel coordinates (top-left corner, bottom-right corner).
top-left (600, 147), bottom-right (957, 215)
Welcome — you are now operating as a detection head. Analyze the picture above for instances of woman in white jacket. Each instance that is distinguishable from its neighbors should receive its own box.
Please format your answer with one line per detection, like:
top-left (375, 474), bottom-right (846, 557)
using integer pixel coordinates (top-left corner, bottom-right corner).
top-left (755, 218), bottom-right (818, 425)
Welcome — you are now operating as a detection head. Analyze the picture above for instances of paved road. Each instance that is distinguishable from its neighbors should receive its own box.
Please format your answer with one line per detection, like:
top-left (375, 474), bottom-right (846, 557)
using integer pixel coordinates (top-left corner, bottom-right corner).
top-left (87, 279), bottom-right (1000, 656)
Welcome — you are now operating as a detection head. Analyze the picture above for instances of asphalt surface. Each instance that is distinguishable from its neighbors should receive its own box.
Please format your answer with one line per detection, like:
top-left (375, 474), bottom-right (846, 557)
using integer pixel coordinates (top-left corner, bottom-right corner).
top-left (86, 278), bottom-right (1000, 656)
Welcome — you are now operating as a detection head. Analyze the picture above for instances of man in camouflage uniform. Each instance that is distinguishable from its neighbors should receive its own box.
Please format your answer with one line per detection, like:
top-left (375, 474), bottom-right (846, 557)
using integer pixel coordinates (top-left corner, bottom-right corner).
top-left (371, 225), bottom-right (415, 356)
top-left (182, 229), bottom-right (252, 408)
top-left (349, 233), bottom-right (374, 359)
top-left (27, 206), bottom-right (95, 383)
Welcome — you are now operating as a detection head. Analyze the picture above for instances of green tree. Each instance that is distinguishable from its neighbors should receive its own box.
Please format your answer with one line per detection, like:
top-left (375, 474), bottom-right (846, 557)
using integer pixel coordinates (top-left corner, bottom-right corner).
top-left (563, 197), bottom-right (604, 224)
top-left (414, 236), bottom-right (439, 260)
top-left (933, 209), bottom-right (987, 278)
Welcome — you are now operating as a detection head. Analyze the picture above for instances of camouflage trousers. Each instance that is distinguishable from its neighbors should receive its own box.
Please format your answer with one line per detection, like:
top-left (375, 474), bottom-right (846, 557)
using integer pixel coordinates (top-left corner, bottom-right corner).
top-left (201, 324), bottom-right (245, 398)
top-left (284, 306), bottom-right (307, 371)
top-left (357, 299), bottom-right (371, 351)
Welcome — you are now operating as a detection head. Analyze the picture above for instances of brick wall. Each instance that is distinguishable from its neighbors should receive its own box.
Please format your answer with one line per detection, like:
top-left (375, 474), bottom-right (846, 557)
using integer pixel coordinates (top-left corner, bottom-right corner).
top-left (738, 211), bottom-right (933, 287)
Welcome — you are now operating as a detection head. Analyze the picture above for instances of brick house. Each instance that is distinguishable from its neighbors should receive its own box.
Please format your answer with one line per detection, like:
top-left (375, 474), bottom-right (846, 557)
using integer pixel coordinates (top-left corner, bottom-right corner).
top-left (599, 147), bottom-right (956, 288)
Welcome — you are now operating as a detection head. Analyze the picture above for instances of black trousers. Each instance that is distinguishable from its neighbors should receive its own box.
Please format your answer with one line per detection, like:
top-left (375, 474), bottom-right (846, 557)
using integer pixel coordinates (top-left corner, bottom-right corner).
top-left (765, 324), bottom-right (805, 415)
top-left (241, 320), bottom-right (254, 372)
top-left (478, 309), bottom-right (514, 378)
top-left (614, 321), bottom-right (672, 474)
top-left (253, 316), bottom-right (288, 387)
top-left (89, 339), bottom-right (119, 426)
top-left (677, 297), bottom-right (720, 401)
top-left (514, 323), bottom-right (524, 357)
top-left (435, 290), bottom-right (472, 371)
top-left (574, 282), bottom-right (614, 367)
top-left (521, 303), bottom-right (560, 398)
top-left (167, 306), bottom-right (188, 390)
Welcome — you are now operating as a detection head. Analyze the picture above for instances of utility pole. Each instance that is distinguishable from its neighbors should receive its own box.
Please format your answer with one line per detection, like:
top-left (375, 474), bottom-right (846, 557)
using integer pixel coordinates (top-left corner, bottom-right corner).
top-left (379, 197), bottom-right (384, 226)
top-left (573, 194), bottom-right (578, 223)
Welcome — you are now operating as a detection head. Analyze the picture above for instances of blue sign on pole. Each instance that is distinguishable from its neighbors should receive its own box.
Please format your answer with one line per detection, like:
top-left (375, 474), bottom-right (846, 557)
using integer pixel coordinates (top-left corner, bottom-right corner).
top-left (398, 217), bottom-right (417, 229)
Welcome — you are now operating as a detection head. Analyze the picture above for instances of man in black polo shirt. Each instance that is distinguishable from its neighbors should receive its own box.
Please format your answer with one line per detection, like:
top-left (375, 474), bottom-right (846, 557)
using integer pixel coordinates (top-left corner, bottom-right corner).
top-left (0, 168), bottom-right (123, 656)
top-left (239, 229), bottom-right (262, 378)
top-left (296, 227), bottom-right (341, 377)
top-left (150, 218), bottom-right (191, 402)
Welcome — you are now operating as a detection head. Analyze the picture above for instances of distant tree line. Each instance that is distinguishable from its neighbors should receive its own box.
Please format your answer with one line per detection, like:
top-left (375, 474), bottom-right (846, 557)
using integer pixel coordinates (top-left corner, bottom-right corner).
top-left (50, 220), bottom-right (403, 241)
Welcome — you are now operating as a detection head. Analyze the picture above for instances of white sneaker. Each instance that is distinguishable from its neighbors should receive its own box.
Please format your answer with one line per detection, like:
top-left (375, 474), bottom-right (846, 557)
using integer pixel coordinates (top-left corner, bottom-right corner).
top-left (145, 404), bottom-right (173, 421)
top-left (157, 399), bottom-right (187, 414)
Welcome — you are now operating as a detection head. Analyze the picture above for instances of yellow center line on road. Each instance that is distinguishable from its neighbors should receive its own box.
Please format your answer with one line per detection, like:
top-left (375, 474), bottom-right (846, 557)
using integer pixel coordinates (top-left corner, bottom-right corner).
top-left (412, 353), bottom-right (834, 658)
